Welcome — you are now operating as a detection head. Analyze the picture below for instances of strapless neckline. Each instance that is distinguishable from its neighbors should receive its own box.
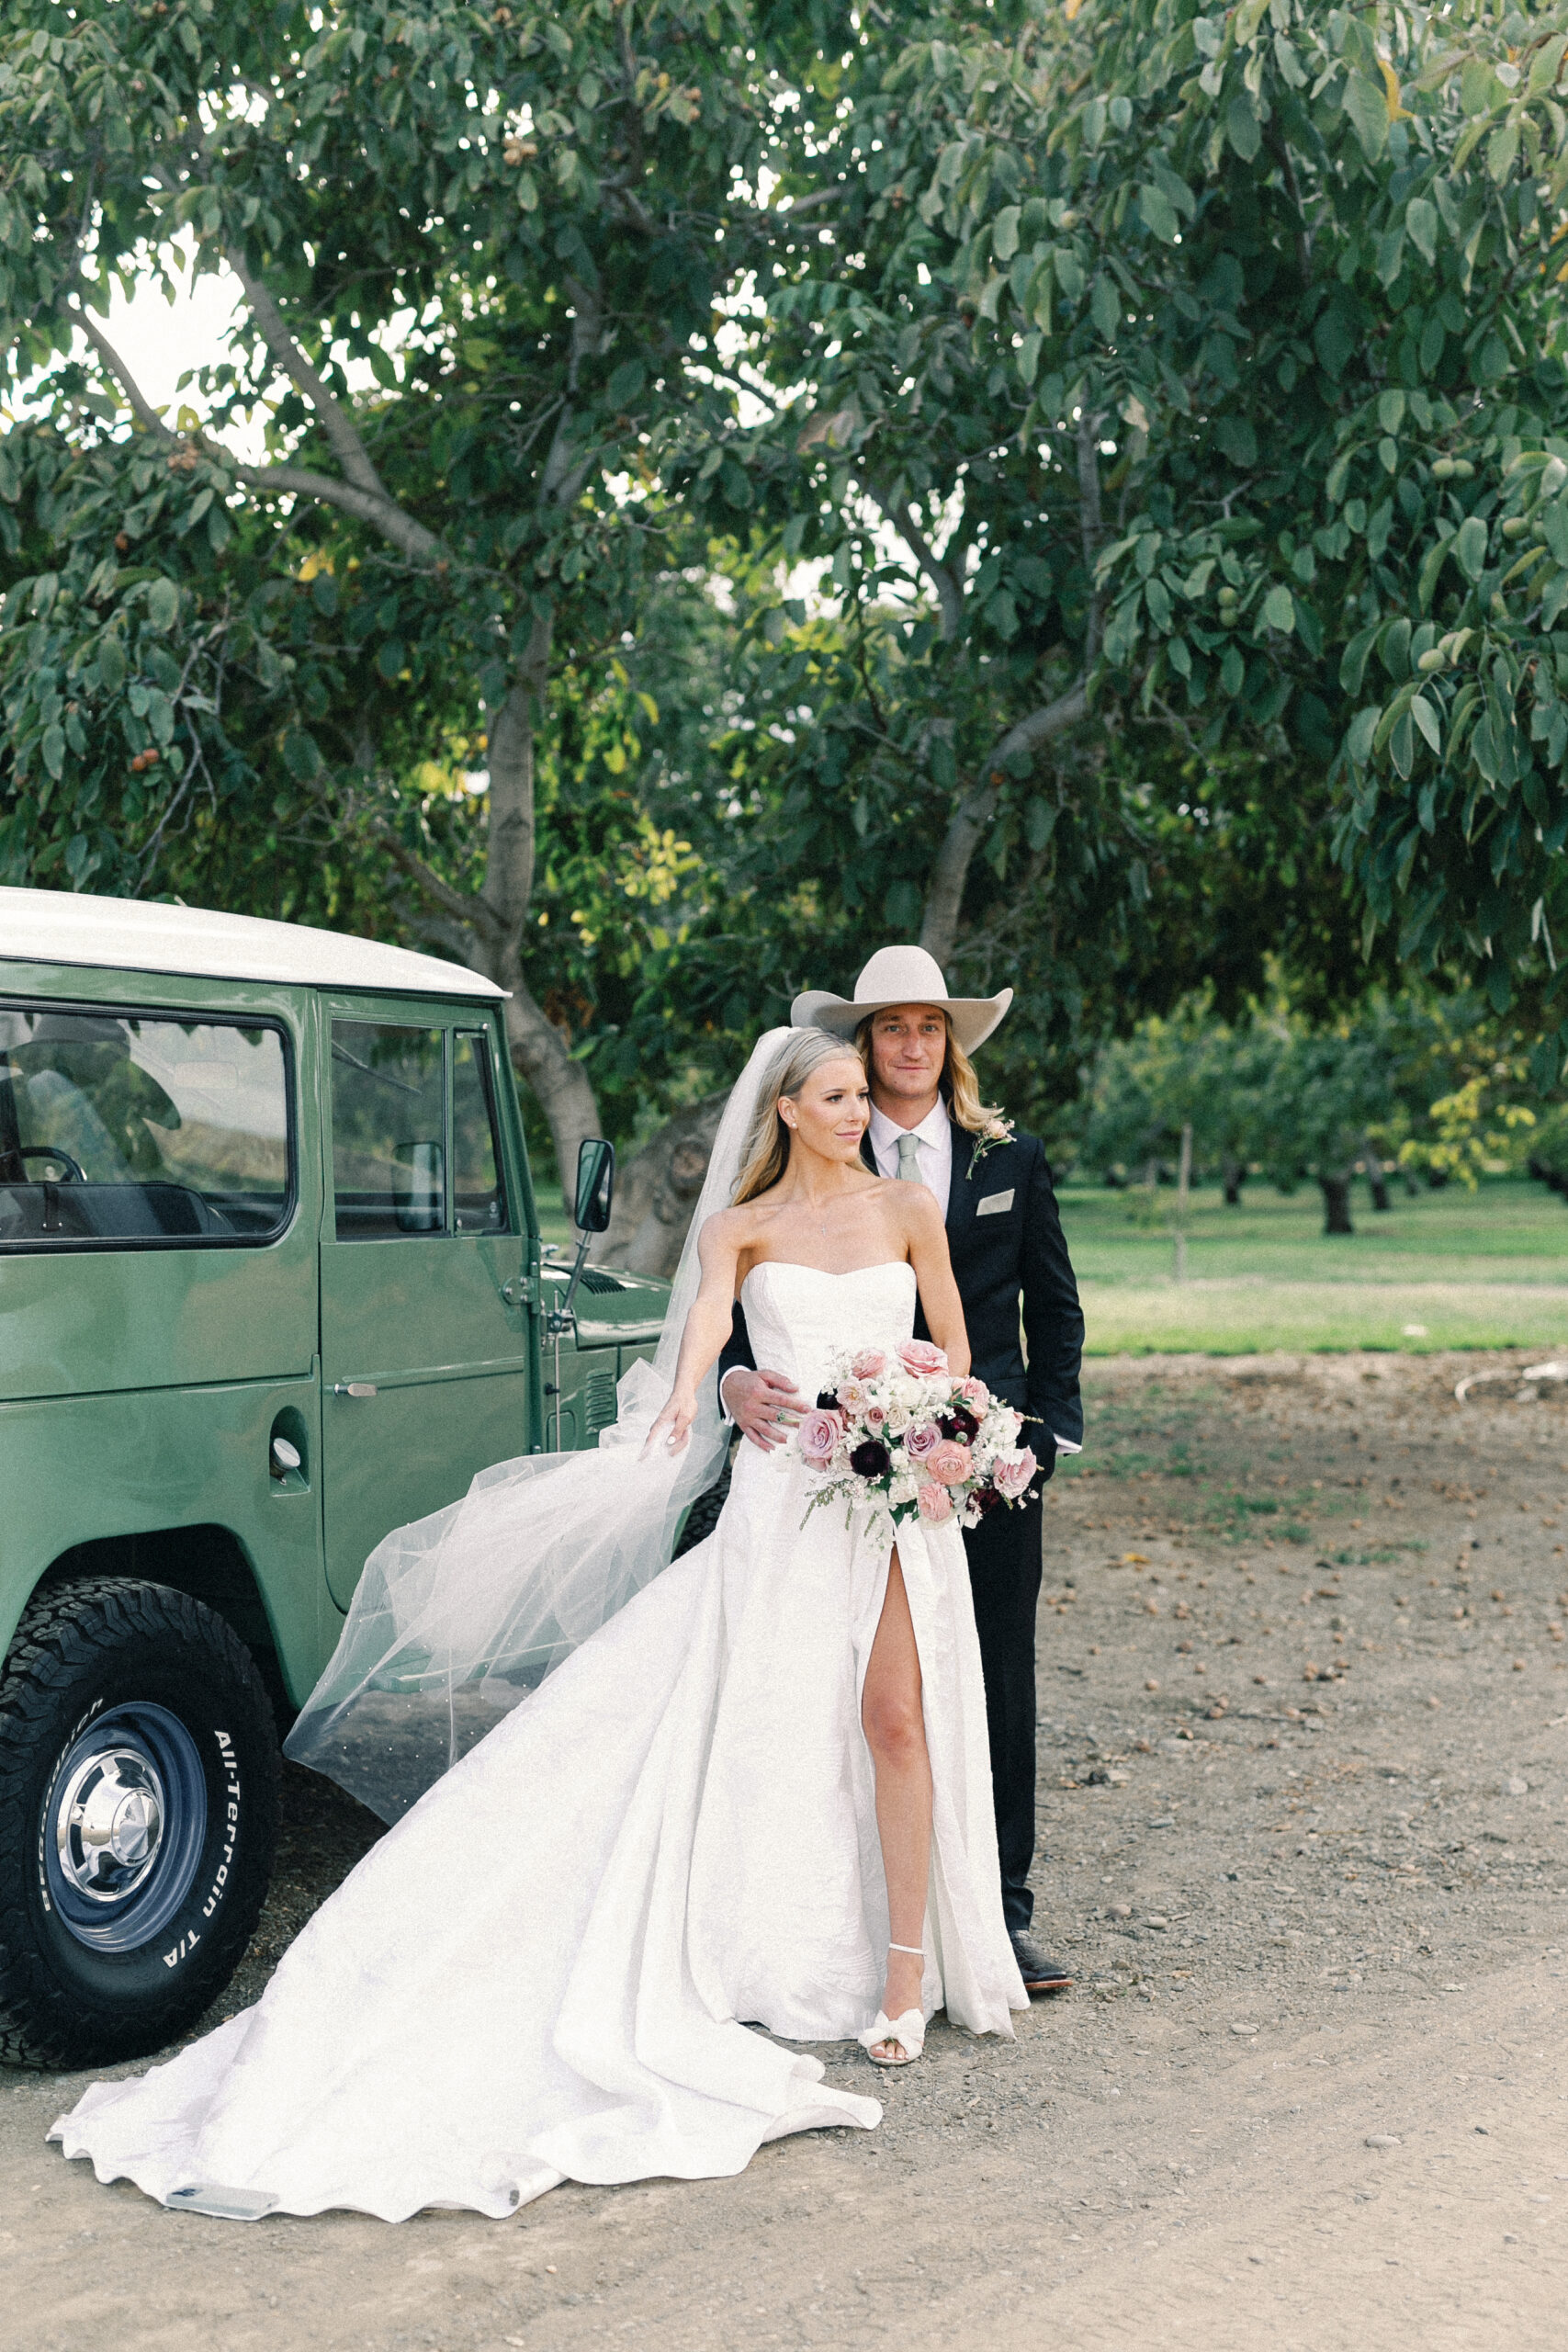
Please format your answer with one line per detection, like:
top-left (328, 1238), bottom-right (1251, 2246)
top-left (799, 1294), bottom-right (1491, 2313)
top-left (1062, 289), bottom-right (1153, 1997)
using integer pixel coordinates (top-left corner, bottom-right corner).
top-left (739, 1260), bottom-right (915, 1305)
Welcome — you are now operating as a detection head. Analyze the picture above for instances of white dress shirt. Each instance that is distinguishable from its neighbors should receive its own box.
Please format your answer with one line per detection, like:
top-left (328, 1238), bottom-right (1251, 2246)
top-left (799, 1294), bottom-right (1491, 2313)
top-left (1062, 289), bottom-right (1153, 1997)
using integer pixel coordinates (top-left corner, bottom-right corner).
top-left (867, 1098), bottom-right (953, 1218)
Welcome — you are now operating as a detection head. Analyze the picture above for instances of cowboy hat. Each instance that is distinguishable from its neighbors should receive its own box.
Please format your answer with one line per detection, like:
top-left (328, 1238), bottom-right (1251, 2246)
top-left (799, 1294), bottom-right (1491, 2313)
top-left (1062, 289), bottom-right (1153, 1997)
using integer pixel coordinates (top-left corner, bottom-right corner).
top-left (791, 944), bottom-right (1012, 1055)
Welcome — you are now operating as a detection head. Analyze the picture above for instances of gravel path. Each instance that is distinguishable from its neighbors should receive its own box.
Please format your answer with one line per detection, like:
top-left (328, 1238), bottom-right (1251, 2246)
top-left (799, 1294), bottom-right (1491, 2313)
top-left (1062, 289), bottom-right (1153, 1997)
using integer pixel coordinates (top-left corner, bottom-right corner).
top-left (5, 1349), bottom-right (1567, 2348)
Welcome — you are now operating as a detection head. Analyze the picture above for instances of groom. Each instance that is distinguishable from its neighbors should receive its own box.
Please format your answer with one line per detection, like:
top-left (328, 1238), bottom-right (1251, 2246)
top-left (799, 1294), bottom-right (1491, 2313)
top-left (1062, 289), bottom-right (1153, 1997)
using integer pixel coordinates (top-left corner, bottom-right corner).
top-left (719, 946), bottom-right (1085, 1994)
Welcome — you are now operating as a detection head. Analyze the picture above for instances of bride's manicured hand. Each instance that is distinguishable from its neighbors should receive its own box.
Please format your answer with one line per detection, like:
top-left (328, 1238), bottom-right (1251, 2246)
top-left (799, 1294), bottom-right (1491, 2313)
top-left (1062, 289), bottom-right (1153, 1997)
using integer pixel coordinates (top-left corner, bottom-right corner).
top-left (645, 1390), bottom-right (696, 1456)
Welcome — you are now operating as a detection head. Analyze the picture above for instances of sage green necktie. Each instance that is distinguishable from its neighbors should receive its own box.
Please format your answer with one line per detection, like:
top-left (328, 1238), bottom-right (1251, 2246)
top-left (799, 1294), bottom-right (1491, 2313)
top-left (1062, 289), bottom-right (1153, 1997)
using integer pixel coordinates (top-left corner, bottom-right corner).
top-left (896, 1132), bottom-right (922, 1182)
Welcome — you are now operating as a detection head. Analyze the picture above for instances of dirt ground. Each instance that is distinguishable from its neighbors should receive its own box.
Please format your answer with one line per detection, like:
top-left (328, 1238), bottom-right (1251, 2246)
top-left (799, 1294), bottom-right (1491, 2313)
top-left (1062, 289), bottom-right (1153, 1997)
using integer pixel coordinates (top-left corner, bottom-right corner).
top-left (6, 1348), bottom-right (1568, 2351)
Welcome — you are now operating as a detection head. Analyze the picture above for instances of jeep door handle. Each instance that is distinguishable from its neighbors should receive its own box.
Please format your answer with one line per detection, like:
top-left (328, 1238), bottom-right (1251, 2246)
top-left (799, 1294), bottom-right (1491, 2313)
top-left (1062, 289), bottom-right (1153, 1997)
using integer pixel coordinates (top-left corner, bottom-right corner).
top-left (333, 1381), bottom-right (378, 1397)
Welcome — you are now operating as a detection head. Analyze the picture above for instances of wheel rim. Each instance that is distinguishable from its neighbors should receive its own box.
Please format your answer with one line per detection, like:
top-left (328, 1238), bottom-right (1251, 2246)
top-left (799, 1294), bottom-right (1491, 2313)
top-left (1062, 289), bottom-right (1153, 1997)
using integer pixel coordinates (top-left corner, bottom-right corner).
top-left (43, 1703), bottom-right (209, 1954)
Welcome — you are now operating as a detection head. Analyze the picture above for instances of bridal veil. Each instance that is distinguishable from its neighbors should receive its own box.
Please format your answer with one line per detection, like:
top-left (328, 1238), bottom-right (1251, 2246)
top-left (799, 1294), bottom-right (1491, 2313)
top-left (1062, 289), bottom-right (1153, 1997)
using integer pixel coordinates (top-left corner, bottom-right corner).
top-left (283, 1029), bottom-right (795, 1820)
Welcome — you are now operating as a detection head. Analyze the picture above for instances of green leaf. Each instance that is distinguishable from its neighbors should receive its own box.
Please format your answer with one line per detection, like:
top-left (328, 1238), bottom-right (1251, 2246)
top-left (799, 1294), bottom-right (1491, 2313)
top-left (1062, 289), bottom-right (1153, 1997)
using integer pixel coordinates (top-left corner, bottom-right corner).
top-left (1053, 248), bottom-right (1085, 305)
top-left (96, 633), bottom-right (127, 693)
top-left (1215, 417), bottom-right (1257, 468)
top-left (992, 205), bottom-right (1021, 261)
top-left (1340, 624), bottom-right (1379, 695)
top-left (145, 578), bottom-right (179, 631)
top-left (1455, 514), bottom-right (1489, 581)
top-left (1404, 196), bottom-right (1438, 264)
top-left (283, 729), bottom-right (321, 782)
top-left (1343, 73), bottom-right (1389, 164)
top-left (1348, 706), bottom-right (1382, 764)
top-left (1091, 275), bottom-right (1121, 340)
top-left (1529, 34), bottom-right (1568, 96)
top-left (1487, 120), bottom-right (1519, 184)
top-left (1377, 390), bottom-right (1405, 435)
top-left (1226, 95), bottom-right (1261, 162)
top-left (1411, 694), bottom-right (1442, 754)
top-left (1262, 584), bottom-right (1295, 633)
top-left (1138, 184), bottom-right (1179, 243)
top-left (377, 639), bottom-right (405, 681)
top-left (1417, 534), bottom-right (1453, 613)
top-left (41, 724), bottom-right (65, 781)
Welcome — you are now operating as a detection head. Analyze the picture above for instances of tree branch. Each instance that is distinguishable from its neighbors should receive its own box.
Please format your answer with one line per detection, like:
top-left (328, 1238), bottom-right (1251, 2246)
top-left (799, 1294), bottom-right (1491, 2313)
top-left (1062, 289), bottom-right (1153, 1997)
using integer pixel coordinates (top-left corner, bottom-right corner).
top-left (222, 245), bottom-right (388, 499)
top-left (859, 481), bottom-right (964, 640)
top-left (73, 309), bottom-right (177, 441)
top-left (231, 458), bottom-right (444, 563)
top-left (74, 300), bottom-right (446, 565)
top-left (367, 819), bottom-right (498, 941)
top-left (919, 682), bottom-right (1089, 967)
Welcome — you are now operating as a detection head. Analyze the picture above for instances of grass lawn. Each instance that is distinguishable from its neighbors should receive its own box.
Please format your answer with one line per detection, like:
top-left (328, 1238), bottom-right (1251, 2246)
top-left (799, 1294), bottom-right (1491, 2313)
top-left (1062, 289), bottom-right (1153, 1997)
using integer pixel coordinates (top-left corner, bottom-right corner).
top-left (1058, 1175), bottom-right (1568, 1356)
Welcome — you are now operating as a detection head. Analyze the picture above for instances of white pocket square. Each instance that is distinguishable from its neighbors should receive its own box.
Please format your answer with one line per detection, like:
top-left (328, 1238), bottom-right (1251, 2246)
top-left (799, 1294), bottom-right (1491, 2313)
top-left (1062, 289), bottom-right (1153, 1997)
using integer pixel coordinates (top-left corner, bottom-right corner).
top-left (976, 1189), bottom-right (1014, 1216)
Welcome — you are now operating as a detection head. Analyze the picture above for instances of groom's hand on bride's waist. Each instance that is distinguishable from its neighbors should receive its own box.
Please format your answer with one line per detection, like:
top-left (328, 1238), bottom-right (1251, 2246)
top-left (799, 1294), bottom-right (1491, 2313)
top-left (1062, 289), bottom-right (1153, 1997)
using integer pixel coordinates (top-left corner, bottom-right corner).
top-left (720, 1365), bottom-right (807, 1452)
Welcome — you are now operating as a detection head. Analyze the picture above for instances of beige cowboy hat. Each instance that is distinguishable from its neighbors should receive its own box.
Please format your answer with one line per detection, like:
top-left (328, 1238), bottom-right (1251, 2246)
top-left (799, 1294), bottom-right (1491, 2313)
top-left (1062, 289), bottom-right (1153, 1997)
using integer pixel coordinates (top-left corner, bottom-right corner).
top-left (791, 944), bottom-right (1012, 1055)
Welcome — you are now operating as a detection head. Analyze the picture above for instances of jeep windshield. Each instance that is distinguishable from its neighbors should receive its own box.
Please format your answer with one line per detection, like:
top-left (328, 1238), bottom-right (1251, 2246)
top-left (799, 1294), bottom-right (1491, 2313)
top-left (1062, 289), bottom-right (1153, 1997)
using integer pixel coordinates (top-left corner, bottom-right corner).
top-left (0, 1006), bottom-right (292, 1248)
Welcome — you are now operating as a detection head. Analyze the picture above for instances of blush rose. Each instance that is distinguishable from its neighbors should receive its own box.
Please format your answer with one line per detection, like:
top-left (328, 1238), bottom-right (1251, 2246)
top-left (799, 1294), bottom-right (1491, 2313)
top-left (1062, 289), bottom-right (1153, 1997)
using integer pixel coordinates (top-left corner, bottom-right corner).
top-left (850, 1348), bottom-right (888, 1379)
top-left (904, 1421), bottom-right (942, 1461)
top-left (917, 1481), bottom-right (953, 1524)
top-left (928, 1440), bottom-right (972, 1487)
top-left (797, 1409), bottom-right (845, 1466)
top-left (897, 1339), bottom-right (948, 1376)
top-left (990, 1448), bottom-right (1038, 1499)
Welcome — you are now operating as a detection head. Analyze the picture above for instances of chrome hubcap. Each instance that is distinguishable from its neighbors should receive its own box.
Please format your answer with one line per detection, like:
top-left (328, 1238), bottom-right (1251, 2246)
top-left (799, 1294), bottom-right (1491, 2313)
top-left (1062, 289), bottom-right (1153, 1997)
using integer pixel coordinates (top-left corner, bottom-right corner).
top-left (43, 1702), bottom-right (207, 1952)
top-left (55, 1747), bottom-right (166, 1902)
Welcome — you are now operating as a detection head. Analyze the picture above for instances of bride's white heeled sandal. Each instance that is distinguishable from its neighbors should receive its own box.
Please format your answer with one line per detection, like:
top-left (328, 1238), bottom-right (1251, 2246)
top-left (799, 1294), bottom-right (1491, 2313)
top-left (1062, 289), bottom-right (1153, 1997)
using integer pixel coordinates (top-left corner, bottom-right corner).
top-left (858, 1944), bottom-right (927, 2066)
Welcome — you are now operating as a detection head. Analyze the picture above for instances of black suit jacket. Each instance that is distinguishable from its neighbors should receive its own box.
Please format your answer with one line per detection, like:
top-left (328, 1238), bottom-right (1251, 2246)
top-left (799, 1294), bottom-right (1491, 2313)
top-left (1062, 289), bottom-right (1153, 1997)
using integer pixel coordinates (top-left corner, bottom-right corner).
top-left (717, 1117), bottom-right (1085, 1469)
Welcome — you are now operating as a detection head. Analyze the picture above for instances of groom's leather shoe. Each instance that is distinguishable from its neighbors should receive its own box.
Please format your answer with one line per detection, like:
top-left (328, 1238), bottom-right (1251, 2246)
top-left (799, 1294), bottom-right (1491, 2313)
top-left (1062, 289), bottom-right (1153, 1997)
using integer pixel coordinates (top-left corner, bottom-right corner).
top-left (1010, 1931), bottom-right (1072, 1994)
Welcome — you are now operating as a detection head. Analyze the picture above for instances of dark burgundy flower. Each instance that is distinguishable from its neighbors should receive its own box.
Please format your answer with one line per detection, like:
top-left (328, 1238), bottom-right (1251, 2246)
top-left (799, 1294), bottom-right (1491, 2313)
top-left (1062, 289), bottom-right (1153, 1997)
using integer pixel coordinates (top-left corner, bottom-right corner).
top-left (969, 1482), bottom-right (1002, 1518)
top-left (817, 1389), bottom-right (840, 1411)
top-left (849, 1439), bottom-right (892, 1480)
top-left (939, 1406), bottom-right (979, 1442)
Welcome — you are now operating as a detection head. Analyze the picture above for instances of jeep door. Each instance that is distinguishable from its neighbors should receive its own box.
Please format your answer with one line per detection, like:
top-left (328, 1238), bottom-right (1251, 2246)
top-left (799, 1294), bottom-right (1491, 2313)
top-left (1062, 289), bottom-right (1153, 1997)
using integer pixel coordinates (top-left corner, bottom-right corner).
top-left (319, 1002), bottom-right (535, 1611)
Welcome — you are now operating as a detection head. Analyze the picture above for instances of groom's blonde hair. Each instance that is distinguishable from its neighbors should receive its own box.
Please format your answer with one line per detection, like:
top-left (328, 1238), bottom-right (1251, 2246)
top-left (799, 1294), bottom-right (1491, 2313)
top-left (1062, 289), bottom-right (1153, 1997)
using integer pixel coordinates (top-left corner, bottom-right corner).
top-left (731, 1028), bottom-right (866, 1204)
top-left (853, 1011), bottom-right (1004, 1138)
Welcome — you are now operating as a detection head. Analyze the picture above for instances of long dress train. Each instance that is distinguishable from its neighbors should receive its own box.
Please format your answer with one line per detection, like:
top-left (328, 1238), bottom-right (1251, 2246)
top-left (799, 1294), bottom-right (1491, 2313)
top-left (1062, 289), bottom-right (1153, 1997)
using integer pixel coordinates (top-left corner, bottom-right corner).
top-left (51, 1261), bottom-right (1026, 2221)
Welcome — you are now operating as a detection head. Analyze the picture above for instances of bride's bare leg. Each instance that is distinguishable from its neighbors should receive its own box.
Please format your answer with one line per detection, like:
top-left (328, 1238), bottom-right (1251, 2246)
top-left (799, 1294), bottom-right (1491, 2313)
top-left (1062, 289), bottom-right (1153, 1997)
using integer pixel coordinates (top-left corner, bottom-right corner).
top-left (861, 1549), bottom-right (932, 2053)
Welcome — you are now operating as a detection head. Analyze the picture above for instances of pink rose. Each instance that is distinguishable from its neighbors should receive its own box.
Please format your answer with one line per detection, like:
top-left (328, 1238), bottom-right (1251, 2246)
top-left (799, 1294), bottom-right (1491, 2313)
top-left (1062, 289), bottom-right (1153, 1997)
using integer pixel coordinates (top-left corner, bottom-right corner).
top-left (897, 1339), bottom-right (948, 1376)
top-left (850, 1348), bottom-right (888, 1380)
top-left (798, 1408), bottom-right (845, 1466)
top-left (928, 1440), bottom-right (972, 1487)
top-left (837, 1376), bottom-right (870, 1414)
top-left (917, 1481), bottom-right (953, 1524)
top-left (864, 1403), bottom-right (887, 1432)
top-left (904, 1420), bottom-right (942, 1461)
top-left (958, 1376), bottom-right (990, 1410)
top-left (991, 1448), bottom-right (1038, 1500)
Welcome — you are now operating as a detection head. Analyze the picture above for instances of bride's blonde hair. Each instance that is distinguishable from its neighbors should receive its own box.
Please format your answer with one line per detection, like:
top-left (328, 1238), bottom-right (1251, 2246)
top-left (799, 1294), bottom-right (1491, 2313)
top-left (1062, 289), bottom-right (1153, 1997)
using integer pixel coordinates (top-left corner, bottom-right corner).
top-left (731, 1027), bottom-right (866, 1204)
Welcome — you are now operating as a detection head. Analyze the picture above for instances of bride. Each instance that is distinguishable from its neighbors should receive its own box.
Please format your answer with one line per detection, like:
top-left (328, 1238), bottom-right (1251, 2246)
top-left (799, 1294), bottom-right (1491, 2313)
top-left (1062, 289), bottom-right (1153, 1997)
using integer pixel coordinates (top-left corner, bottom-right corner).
top-left (51, 1027), bottom-right (1026, 2222)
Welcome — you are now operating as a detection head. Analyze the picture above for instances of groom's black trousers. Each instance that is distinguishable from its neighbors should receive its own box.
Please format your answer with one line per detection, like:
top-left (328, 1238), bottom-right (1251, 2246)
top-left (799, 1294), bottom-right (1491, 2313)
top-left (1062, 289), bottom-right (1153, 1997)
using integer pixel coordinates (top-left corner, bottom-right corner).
top-left (962, 1491), bottom-right (1043, 1934)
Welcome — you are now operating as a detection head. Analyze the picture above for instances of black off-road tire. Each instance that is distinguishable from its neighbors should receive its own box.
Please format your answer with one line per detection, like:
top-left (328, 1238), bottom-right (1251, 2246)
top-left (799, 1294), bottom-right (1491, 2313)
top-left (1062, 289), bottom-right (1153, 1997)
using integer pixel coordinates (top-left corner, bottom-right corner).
top-left (0, 1577), bottom-right (279, 2070)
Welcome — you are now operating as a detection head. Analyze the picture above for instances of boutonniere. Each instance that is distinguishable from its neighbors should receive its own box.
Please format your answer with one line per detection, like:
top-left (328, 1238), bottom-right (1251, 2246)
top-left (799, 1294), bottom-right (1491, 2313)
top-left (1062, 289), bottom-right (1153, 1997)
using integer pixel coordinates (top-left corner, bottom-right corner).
top-left (966, 1115), bottom-right (1014, 1177)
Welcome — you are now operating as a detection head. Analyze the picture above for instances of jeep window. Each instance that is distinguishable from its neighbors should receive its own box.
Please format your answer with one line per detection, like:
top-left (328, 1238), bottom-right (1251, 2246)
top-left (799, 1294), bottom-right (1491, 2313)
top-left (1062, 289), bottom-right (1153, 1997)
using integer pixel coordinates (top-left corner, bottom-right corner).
top-left (331, 1022), bottom-right (446, 1239)
top-left (451, 1032), bottom-right (508, 1234)
top-left (0, 1009), bottom-right (290, 1249)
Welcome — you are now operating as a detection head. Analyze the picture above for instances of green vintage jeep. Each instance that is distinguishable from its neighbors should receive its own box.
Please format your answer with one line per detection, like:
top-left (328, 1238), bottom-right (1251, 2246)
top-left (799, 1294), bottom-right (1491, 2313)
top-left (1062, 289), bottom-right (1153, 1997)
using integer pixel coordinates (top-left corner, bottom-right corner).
top-left (0, 886), bottom-right (670, 2067)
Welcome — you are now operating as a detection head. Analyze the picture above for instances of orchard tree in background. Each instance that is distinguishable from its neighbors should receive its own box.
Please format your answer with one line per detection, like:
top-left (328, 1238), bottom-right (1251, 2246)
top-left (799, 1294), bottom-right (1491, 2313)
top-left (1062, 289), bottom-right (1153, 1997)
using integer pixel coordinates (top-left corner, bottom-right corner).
top-left (0, 0), bottom-right (847, 1198)
top-left (711, 0), bottom-right (1568, 1082)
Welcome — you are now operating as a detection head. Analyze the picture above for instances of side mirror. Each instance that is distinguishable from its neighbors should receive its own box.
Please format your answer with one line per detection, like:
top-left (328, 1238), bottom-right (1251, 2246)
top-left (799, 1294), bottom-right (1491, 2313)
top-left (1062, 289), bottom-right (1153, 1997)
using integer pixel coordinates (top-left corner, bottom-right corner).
top-left (574, 1136), bottom-right (615, 1234)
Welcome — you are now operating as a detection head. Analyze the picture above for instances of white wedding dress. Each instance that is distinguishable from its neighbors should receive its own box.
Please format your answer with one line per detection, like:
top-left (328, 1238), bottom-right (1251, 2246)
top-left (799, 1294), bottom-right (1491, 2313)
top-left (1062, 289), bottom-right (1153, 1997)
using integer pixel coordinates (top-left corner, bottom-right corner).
top-left (51, 1261), bottom-right (1026, 2222)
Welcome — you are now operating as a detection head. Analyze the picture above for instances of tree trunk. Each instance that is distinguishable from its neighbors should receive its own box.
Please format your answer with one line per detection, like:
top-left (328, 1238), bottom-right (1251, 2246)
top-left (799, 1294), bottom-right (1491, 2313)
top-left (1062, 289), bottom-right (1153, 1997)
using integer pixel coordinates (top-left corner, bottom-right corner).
top-left (1221, 1152), bottom-right (1245, 1207)
top-left (472, 624), bottom-right (604, 1213)
top-left (598, 1091), bottom-right (730, 1276)
top-left (1360, 1134), bottom-right (1392, 1212)
top-left (1318, 1172), bottom-right (1355, 1236)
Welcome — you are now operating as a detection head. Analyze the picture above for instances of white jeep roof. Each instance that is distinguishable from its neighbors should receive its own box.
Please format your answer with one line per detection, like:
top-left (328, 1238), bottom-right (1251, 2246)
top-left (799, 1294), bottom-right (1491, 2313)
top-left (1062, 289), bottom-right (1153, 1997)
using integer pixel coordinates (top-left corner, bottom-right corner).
top-left (0, 887), bottom-right (504, 1001)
